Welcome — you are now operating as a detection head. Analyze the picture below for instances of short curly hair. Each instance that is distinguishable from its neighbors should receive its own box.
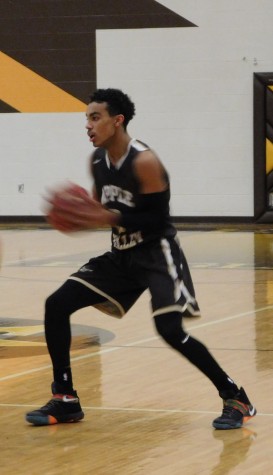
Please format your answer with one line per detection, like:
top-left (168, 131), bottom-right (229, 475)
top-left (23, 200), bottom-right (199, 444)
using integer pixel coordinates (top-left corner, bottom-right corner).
top-left (89, 88), bottom-right (135, 129)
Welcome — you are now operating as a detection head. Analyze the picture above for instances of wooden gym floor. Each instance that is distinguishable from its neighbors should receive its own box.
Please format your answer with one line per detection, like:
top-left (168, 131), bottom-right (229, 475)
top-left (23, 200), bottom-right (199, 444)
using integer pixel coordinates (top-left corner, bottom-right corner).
top-left (1, 226), bottom-right (273, 474)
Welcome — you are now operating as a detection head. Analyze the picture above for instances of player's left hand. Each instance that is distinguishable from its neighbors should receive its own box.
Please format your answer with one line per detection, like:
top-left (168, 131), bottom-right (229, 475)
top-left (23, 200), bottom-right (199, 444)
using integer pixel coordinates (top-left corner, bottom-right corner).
top-left (44, 182), bottom-right (118, 232)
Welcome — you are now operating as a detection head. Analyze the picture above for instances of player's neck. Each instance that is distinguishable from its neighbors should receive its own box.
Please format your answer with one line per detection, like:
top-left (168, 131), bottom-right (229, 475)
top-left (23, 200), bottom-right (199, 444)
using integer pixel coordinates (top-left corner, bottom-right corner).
top-left (107, 132), bottom-right (132, 163)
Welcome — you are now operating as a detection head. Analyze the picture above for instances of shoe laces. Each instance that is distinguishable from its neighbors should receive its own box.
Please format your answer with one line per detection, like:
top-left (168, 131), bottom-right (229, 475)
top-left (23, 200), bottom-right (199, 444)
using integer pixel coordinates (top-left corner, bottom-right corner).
top-left (40, 398), bottom-right (60, 411)
top-left (41, 394), bottom-right (71, 411)
top-left (222, 399), bottom-right (248, 419)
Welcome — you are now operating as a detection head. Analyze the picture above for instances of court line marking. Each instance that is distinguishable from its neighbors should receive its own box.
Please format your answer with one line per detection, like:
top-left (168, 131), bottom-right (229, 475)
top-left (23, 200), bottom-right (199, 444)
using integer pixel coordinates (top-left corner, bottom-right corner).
top-left (0, 403), bottom-right (270, 417)
top-left (1, 304), bottom-right (273, 383)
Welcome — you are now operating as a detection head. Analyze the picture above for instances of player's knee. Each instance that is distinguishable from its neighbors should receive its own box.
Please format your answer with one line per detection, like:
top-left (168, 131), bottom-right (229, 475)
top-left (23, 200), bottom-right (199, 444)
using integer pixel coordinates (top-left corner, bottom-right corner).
top-left (153, 311), bottom-right (187, 342)
top-left (45, 292), bottom-right (61, 320)
top-left (45, 286), bottom-right (70, 321)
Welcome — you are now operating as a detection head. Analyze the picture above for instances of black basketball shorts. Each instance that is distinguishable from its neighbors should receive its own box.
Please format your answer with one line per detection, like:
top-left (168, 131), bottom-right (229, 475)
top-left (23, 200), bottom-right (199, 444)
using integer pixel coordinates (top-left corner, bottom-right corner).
top-left (69, 236), bottom-right (197, 318)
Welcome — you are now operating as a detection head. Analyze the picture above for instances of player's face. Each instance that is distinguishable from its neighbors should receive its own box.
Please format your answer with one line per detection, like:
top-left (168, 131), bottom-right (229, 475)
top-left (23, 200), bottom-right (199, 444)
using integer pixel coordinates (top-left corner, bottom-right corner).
top-left (86, 102), bottom-right (118, 148)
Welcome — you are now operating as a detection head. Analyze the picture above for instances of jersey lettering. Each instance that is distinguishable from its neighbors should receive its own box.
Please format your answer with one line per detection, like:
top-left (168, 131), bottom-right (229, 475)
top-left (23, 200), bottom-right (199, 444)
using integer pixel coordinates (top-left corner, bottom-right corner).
top-left (112, 230), bottom-right (143, 250)
top-left (101, 185), bottom-right (135, 207)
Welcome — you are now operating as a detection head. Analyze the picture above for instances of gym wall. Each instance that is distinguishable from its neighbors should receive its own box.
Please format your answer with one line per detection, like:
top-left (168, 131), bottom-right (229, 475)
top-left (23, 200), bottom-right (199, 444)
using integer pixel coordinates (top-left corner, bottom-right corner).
top-left (1, 0), bottom-right (273, 219)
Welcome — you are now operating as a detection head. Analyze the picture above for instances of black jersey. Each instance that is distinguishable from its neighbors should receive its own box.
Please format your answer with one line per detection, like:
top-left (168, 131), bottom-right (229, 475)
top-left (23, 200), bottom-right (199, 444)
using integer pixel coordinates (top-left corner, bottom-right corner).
top-left (91, 139), bottom-right (176, 250)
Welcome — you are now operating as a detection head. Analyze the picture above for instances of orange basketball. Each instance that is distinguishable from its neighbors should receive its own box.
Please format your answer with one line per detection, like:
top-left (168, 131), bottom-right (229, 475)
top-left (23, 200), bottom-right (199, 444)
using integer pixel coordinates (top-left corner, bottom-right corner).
top-left (46, 183), bottom-right (90, 233)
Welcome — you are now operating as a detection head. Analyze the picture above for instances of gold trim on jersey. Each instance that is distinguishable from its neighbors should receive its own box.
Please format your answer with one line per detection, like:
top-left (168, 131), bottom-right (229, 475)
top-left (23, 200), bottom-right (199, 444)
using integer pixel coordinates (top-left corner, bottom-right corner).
top-left (152, 304), bottom-right (185, 317)
top-left (68, 276), bottom-right (125, 318)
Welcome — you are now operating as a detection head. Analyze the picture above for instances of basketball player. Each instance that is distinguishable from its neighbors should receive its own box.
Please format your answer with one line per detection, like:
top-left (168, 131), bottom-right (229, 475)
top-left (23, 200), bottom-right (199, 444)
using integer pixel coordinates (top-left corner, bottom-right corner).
top-left (26, 88), bottom-right (256, 430)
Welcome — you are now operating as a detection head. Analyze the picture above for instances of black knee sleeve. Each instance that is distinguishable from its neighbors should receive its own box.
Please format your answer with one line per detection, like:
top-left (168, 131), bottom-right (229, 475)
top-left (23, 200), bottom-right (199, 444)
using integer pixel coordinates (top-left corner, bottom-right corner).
top-left (45, 292), bottom-right (63, 320)
top-left (44, 280), bottom-right (105, 371)
top-left (154, 311), bottom-right (188, 347)
top-left (154, 311), bottom-right (234, 391)
top-left (45, 278), bottom-right (105, 325)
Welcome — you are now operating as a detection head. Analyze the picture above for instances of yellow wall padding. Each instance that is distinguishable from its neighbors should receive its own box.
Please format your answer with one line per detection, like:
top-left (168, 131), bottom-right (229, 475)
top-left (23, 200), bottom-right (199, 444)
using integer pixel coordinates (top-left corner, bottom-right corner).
top-left (0, 51), bottom-right (86, 112)
top-left (266, 138), bottom-right (273, 174)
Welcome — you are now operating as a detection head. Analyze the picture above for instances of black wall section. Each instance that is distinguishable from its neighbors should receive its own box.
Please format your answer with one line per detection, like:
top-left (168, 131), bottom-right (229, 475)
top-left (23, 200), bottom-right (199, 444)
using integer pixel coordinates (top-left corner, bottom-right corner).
top-left (0, 100), bottom-right (19, 113)
top-left (0, 0), bottom-right (196, 109)
top-left (254, 73), bottom-right (273, 223)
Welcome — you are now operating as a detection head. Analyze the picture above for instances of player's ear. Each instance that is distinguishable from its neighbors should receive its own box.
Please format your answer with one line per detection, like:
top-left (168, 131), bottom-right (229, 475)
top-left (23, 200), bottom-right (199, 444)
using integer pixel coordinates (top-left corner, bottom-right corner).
top-left (114, 114), bottom-right (125, 127)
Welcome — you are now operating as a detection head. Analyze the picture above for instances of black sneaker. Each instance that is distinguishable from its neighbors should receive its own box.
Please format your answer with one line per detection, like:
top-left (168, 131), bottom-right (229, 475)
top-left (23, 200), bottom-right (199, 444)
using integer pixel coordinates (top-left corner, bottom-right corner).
top-left (183, 300), bottom-right (201, 318)
top-left (25, 383), bottom-right (84, 426)
top-left (212, 387), bottom-right (256, 430)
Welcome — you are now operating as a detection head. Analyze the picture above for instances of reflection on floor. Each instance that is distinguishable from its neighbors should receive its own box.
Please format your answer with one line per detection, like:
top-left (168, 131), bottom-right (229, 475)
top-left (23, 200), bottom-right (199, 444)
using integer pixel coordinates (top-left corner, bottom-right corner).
top-left (0, 227), bottom-right (273, 474)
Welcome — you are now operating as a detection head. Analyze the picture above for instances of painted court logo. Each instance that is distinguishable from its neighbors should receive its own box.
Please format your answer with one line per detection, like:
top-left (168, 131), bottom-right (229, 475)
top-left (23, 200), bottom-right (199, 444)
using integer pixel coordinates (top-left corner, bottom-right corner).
top-left (0, 318), bottom-right (114, 358)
